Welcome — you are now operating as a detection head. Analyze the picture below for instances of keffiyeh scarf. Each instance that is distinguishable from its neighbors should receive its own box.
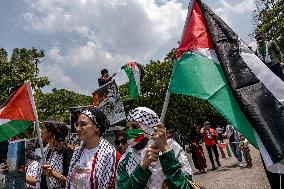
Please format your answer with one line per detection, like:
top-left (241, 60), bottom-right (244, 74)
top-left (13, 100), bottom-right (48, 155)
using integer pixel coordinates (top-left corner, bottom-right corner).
top-left (122, 139), bottom-right (192, 189)
top-left (67, 138), bottom-right (118, 189)
top-left (126, 107), bottom-right (160, 137)
top-left (122, 107), bottom-right (192, 188)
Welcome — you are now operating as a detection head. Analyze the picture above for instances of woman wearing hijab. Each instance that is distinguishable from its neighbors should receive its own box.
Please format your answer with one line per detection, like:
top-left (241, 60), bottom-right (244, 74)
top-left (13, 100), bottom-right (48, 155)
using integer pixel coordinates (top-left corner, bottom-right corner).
top-left (26, 120), bottom-right (73, 189)
top-left (190, 125), bottom-right (207, 173)
top-left (116, 107), bottom-right (194, 189)
top-left (66, 107), bottom-right (121, 189)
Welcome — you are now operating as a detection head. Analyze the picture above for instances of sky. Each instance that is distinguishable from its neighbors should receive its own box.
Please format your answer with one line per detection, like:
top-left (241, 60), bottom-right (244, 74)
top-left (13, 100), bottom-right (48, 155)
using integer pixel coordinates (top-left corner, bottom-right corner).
top-left (1, 0), bottom-right (257, 95)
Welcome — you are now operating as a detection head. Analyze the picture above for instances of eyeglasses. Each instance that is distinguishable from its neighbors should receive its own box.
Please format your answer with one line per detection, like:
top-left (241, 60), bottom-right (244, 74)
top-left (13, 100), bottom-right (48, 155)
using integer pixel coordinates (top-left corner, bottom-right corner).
top-left (115, 138), bottom-right (127, 146)
top-left (74, 121), bottom-right (91, 129)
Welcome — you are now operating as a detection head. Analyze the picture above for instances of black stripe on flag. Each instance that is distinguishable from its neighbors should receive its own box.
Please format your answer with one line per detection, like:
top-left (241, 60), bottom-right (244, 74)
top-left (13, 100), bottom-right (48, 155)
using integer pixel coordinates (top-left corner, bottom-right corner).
top-left (197, 0), bottom-right (284, 163)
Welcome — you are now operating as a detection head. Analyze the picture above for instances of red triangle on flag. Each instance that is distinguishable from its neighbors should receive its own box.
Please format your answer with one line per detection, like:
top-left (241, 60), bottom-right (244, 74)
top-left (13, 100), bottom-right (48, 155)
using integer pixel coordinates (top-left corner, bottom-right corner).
top-left (0, 83), bottom-right (35, 121)
top-left (177, 1), bottom-right (213, 58)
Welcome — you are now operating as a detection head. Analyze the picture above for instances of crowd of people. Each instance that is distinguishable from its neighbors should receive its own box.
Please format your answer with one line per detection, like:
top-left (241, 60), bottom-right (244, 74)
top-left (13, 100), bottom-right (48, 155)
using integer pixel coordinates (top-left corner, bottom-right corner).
top-left (0, 106), bottom-right (200, 189)
top-left (188, 121), bottom-right (253, 174)
top-left (0, 31), bottom-right (282, 188)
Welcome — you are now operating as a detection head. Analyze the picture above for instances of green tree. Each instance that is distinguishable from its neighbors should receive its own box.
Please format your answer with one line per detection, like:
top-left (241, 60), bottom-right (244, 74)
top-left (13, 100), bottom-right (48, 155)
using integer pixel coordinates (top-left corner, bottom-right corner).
top-left (119, 48), bottom-right (226, 136)
top-left (0, 47), bottom-right (49, 104)
top-left (37, 88), bottom-right (92, 123)
top-left (253, 0), bottom-right (284, 51)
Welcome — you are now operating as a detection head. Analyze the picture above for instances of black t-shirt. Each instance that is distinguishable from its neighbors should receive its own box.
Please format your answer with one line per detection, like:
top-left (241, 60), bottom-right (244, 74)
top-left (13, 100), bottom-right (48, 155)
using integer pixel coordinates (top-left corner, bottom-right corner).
top-left (98, 77), bottom-right (112, 87)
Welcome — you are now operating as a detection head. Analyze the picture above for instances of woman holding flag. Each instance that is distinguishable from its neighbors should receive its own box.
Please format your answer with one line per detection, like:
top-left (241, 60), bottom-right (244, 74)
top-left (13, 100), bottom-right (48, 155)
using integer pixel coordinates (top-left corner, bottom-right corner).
top-left (26, 120), bottom-right (73, 189)
top-left (116, 107), bottom-right (195, 189)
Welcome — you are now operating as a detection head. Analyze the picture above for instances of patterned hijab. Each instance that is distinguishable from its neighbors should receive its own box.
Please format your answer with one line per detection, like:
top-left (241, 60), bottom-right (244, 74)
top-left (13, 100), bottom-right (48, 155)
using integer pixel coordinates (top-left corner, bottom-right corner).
top-left (121, 107), bottom-right (192, 188)
top-left (81, 107), bottom-right (110, 136)
top-left (126, 107), bottom-right (160, 137)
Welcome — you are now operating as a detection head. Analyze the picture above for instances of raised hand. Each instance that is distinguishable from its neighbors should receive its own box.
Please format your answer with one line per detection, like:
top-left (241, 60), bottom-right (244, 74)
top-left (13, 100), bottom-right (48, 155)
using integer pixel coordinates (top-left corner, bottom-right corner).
top-left (140, 144), bottom-right (160, 170)
top-left (151, 123), bottom-right (169, 153)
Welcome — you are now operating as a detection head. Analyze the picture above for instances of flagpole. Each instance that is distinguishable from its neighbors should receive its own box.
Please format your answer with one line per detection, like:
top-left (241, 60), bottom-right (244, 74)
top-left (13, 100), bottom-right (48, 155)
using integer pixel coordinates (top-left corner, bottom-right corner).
top-left (160, 91), bottom-right (171, 123)
top-left (25, 80), bottom-right (51, 189)
top-left (160, 0), bottom-right (195, 123)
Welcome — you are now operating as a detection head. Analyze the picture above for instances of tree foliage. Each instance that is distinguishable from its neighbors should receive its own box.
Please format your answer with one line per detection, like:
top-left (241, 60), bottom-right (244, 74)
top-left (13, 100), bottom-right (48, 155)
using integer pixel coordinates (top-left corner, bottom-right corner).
top-left (0, 48), bottom-right (49, 104)
top-left (0, 47), bottom-right (92, 125)
top-left (253, 0), bottom-right (284, 51)
top-left (37, 88), bottom-right (92, 123)
top-left (119, 48), bottom-right (226, 136)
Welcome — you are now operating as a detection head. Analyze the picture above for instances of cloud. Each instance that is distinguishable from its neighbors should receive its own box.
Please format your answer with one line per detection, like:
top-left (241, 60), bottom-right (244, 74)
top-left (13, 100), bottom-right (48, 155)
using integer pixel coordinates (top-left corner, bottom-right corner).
top-left (39, 62), bottom-right (88, 94)
top-left (215, 0), bottom-right (255, 26)
top-left (20, 0), bottom-right (255, 95)
top-left (21, 0), bottom-right (187, 94)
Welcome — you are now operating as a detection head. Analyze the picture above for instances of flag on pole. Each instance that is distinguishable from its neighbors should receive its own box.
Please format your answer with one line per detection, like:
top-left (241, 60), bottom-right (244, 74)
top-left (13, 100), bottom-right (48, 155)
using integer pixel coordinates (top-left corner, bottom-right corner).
top-left (0, 82), bottom-right (35, 142)
top-left (121, 62), bottom-right (144, 98)
top-left (168, 0), bottom-right (284, 173)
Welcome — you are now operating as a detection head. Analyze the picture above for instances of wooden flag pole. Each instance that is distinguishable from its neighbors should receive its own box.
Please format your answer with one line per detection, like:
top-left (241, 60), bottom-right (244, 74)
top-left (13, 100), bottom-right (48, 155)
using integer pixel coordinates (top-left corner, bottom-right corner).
top-left (26, 81), bottom-right (51, 189)
top-left (160, 91), bottom-right (171, 123)
top-left (160, 0), bottom-right (195, 123)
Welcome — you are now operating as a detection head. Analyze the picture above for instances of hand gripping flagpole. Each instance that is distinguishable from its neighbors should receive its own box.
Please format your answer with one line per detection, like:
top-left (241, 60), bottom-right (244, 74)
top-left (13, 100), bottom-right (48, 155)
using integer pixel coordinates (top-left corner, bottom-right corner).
top-left (160, 0), bottom-right (195, 123)
top-left (26, 81), bottom-right (51, 189)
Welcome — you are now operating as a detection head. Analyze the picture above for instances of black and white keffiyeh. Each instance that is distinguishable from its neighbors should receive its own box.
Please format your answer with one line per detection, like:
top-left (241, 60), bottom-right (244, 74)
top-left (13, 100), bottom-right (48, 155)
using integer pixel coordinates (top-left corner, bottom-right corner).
top-left (122, 107), bottom-right (192, 188)
top-left (81, 108), bottom-right (110, 136)
top-left (126, 107), bottom-right (160, 137)
top-left (121, 139), bottom-right (193, 188)
top-left (67, 138), bottom-right (117, 189)
top-left (81, 110), bottom-right (100, 128)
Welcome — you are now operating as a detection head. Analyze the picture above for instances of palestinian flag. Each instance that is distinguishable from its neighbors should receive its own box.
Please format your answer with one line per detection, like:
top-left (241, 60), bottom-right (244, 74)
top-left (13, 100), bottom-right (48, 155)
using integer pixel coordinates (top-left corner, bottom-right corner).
top-left (121, 62), bottom-right (144, 98)
top-left (168, 0), bottom-right (284, 173)
top-left (126, 129), bottom-right (146, 147)
top-left (0, 81), bottom-right (35, 142)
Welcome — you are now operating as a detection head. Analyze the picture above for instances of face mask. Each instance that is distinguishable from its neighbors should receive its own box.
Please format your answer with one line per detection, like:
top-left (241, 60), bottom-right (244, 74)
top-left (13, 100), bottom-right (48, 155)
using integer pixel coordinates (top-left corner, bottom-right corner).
top-left (126, 129), bottom-right (148, 149)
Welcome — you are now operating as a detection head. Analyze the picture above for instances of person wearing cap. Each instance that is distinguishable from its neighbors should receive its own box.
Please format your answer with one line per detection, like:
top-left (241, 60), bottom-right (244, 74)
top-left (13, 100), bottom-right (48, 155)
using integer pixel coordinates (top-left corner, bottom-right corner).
top-left (66, 107), bottom-right (121, 189)
top-left (116, 107), bottom-right (194, 189)
top-left (255, 32), bottom-right (284, 81)
top-left (202, 121), bottom-right (221, 170)
top-left (98, 69), bottom-right (117, 87)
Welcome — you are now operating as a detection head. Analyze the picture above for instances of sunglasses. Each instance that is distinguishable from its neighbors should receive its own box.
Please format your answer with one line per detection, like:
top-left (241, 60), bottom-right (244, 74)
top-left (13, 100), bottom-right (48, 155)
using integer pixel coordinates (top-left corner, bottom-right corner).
top-left (115, 138), bottom-right (127, 146)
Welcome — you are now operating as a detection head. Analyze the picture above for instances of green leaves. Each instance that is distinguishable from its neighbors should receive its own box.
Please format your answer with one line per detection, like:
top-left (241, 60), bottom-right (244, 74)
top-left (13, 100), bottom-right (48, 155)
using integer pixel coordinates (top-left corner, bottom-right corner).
top-left (254, 0), bottom-right (284, 52)
top-left (0, 48), bottom-right (49, 104)
top-left (37, 88), bottom-right (92, 123)
top-left (0, 47), bottom-right (91, 125)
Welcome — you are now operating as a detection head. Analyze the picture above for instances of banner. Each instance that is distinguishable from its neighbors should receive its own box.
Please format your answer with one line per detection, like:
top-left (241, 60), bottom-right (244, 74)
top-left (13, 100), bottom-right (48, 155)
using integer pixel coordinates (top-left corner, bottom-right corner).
top-left (4, 139), bottom-right (26, 189)
top-left (92, 80), bottom-right (126, 125)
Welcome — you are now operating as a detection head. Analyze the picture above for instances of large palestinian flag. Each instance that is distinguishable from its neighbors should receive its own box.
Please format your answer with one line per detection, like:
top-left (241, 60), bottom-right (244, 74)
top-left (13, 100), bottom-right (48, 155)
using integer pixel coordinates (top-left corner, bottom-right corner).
top-left (0, 81), bottom-right (35, 142)
top-left (168, 0), bottom-right (284, 173)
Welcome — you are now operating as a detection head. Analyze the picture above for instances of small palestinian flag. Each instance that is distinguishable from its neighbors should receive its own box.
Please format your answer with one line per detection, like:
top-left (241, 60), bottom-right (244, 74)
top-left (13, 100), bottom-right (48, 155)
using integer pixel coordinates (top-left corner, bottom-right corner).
top-left (126, 129), bottom-right (146, 147)
top-left (0, 81), bottom-right (35, 142)
top-left (121, 62), bottom-right (144, 98)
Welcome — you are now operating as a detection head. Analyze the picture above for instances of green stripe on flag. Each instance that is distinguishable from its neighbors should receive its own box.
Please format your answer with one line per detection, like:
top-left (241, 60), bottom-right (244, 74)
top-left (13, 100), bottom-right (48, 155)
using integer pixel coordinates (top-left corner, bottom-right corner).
top-left (169, 52), bottom-right (257, 147)
top-left (226, 143), bottom-right (232, 158)
top-left (0, 120), bottom-right (32, 142)
top-left (121, 65), bottom-right (139, 98)
top-left (126, 129), bottom-right (144, 140)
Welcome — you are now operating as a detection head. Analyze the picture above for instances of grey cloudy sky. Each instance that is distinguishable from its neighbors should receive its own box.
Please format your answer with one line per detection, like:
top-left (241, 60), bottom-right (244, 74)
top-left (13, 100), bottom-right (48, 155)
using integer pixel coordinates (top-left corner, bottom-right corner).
top-left (1, 0), bottom-right (256, 95)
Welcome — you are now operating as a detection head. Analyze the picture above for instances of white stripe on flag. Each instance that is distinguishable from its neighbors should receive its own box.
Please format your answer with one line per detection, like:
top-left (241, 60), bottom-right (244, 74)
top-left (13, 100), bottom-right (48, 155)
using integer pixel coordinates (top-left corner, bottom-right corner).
top-left (133, 65), bottom-right (141, 95)
top-left (254, 129), bottom-right (284, 173)
top-left (193, 48), bottom-right (220, 64)
top-left (239, 40), bottom-right (284, 103)
top-left (0, 119), bottom-right (10, 125)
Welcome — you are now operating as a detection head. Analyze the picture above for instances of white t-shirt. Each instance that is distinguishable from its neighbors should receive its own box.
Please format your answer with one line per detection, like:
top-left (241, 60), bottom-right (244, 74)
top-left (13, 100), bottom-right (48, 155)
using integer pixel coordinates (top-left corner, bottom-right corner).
top-left (70, 147), bottom-right (98, 189)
